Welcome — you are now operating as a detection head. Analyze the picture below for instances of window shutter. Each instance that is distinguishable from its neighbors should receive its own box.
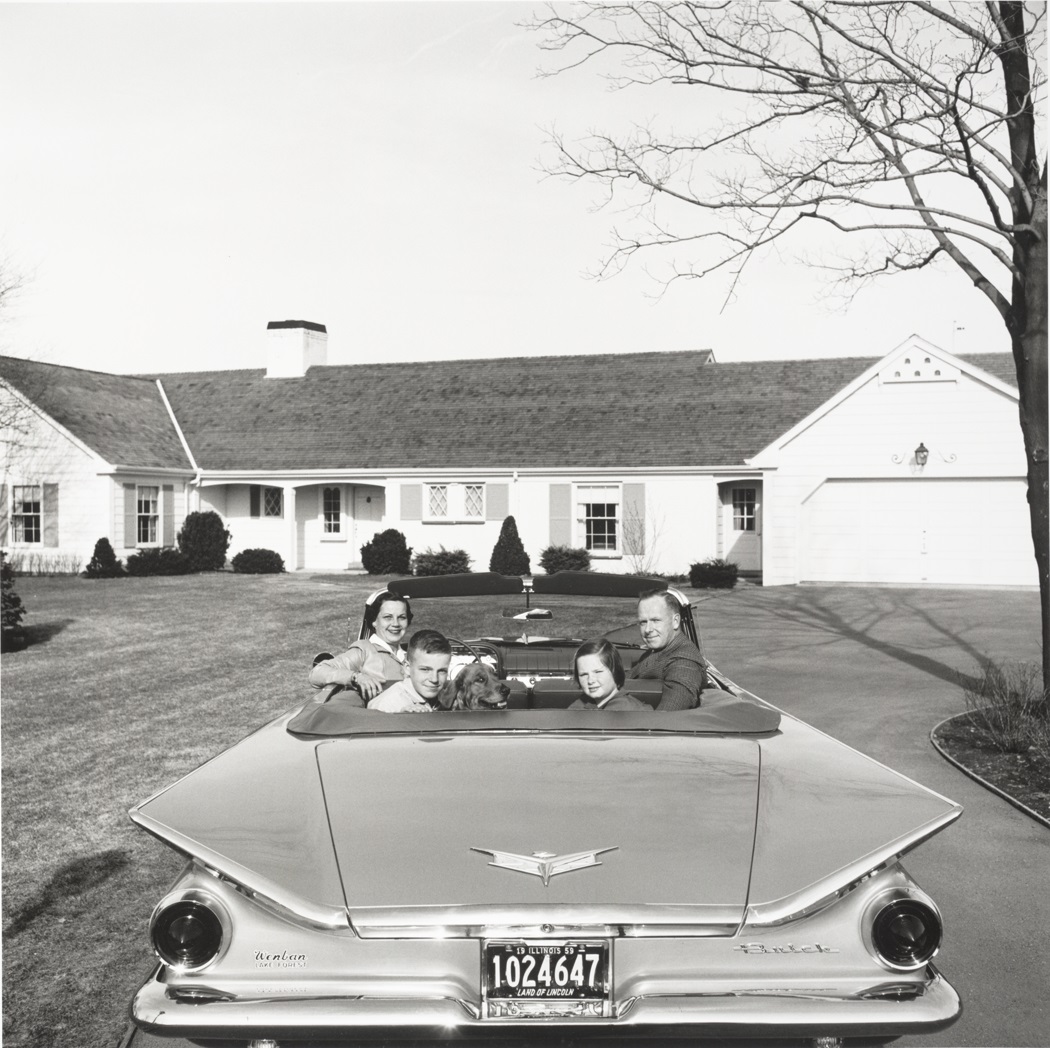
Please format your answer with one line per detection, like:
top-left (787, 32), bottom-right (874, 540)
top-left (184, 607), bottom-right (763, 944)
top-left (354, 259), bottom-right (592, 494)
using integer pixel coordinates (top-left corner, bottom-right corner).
top-left (162, 484), bottom-right (175, 546)
top-left (486, 483), bottom-right (509, 521)
top-left (622, 483), bottom-right (645, 556)
top-left (549, 483), bottom-right (571, 546)
top-left (249, 484), bottom-right (261, 518)
top-left (400, 484), bottom-right (422, 521)
top-left (0, 484), bottom-right (7, 545)
top-left (42, 483), bottom-right (59, 547)
top-left (124, 484), bottom-right (138, 548)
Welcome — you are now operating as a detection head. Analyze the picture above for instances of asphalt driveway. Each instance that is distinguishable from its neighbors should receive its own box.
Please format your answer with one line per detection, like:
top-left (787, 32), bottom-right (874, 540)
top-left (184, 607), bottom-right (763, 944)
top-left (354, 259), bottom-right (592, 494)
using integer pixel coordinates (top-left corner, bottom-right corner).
top-left (697, 583), bottom-right (1048, 1048)
top-left (125, 583), bottom-right (1046, 1048)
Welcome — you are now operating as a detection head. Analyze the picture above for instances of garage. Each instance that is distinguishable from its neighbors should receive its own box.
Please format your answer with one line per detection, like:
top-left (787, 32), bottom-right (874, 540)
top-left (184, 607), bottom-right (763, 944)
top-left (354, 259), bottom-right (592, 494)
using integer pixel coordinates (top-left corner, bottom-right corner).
top-left (800, 477), bottom-right (1036, 586)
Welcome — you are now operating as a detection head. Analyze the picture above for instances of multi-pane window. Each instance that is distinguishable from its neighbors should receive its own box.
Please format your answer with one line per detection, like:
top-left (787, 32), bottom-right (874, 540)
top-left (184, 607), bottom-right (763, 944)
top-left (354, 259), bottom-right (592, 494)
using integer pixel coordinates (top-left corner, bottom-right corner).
top-left (427, 484), bottom-right (449, 518)
top-left (464, 484), bottom-right (484, 519)
top-left (577, 485), bottom-right (620, 553)
top-left (323, 487), bottom-right (341, 534)
top-left (11, 485), bottom-right (41, 544)
top-left (424, 483), bottom-right (484, 521)
top-left (732, 488), bottom-right (756, 532)
top-left (137, 486), bottom-right (159, 544)
top-left (264, 487), bottom-right (283, 518)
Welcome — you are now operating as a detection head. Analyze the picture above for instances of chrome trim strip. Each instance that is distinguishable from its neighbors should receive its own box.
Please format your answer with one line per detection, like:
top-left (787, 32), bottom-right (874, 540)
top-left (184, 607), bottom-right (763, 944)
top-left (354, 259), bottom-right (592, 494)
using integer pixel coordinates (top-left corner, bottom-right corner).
top-left (744, 807), bottom-right (962, 927)
top-left (349, 904), bottom-right (743, 939)
top-left (130, 811), bottom-right (349, 929)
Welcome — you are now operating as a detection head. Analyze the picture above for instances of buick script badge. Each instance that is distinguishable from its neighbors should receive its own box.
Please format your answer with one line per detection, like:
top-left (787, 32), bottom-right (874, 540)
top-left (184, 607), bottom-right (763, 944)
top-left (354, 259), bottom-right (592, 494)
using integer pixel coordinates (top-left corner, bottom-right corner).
top-left (471, 846), bottom-right (617, 886)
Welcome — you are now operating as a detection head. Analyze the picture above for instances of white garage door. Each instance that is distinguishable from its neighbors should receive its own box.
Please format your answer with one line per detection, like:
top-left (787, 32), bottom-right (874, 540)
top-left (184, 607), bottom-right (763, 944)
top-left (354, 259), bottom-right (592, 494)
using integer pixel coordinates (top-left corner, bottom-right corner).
top-left (801, 478), bottom-right (1036, 586)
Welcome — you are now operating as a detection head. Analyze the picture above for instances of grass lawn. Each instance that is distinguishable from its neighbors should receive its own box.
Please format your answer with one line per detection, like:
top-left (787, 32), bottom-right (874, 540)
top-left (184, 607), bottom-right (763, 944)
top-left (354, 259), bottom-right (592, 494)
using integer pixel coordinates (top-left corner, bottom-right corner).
top-left (1, 572), bottom-right (384, 1048)
top-left (0, 571), bottom-right (672, 1048)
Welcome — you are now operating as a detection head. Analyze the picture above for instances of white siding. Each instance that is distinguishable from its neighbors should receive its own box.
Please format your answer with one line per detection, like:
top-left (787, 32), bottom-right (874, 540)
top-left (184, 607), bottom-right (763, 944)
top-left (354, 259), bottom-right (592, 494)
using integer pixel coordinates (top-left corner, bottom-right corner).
top-left (761, 356), bottom-right (1031, 586)
top-left (1, 390), bottom-right (110, 570)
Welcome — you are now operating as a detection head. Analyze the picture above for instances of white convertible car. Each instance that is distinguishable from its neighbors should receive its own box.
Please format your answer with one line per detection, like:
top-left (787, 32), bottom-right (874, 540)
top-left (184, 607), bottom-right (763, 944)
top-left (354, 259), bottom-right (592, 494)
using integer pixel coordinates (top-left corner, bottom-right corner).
top-left (129, 572), bottom-right (962, 1047)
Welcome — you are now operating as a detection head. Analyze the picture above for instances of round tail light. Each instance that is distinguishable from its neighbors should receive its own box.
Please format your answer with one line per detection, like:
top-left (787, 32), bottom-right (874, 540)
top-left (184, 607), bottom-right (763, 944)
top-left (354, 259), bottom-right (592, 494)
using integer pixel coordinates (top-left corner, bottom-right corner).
top-left (150, 891), bottom-right (230, 972)
top-left (869, 894), bottom-right (942, 970)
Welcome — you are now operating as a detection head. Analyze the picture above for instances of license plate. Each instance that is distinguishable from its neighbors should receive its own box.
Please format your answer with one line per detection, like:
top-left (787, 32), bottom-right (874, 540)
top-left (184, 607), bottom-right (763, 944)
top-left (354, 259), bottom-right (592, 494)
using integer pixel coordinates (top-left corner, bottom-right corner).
top-left (483, 940), bottom-right (611, 1019)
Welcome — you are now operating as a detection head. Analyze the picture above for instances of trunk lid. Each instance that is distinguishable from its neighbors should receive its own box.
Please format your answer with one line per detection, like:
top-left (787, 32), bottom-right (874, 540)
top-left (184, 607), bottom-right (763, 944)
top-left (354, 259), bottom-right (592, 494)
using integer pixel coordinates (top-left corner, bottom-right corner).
top-left (316, 732), bottom-right (760, 937)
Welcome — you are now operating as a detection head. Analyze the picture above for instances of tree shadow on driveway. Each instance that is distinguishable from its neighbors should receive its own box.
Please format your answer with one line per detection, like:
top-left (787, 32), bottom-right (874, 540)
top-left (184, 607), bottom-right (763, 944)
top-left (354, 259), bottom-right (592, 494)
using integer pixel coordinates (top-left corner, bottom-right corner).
top-left (704, 587), bottom-right (1016, 690)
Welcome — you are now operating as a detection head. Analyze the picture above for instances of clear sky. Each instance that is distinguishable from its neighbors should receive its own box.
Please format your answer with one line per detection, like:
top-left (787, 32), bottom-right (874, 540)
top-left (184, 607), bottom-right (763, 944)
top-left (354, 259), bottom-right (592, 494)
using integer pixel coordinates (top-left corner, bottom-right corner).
top-left (0, 1), bottom-right (1011, 375)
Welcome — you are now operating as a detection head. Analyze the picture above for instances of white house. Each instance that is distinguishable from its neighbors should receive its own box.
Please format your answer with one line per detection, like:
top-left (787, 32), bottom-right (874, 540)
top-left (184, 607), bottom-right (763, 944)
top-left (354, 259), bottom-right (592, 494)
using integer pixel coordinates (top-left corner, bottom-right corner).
top-left (0, 322), bottom-right (1035, 588)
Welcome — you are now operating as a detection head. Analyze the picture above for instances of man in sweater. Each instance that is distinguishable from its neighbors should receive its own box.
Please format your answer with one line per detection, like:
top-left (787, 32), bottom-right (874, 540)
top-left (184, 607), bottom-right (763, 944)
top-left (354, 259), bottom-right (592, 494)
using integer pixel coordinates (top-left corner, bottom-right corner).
top-left (632, 589), bottom-right (707, 711)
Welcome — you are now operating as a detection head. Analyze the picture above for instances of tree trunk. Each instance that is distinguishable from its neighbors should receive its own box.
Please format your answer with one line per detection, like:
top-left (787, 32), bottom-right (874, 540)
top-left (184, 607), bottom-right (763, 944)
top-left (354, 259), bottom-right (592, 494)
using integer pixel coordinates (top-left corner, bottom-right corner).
top-left (1012, 179), bottom-right (1049, 696)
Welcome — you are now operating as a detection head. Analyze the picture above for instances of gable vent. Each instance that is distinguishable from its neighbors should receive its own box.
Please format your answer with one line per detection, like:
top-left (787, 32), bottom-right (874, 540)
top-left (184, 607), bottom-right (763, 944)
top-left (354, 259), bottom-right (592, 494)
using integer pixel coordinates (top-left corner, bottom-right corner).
top-left (880, 352), bottom-right (958, 385)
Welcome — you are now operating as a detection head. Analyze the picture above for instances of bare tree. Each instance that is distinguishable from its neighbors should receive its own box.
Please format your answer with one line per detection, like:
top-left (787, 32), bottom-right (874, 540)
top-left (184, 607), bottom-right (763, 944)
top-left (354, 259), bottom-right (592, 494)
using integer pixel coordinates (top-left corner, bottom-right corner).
top-left (531, 1), bottom-right (1048, 690)
top-left (622, 506), bottom-right (666, 576)
top-left (0, 261), bottom-right (36, 454)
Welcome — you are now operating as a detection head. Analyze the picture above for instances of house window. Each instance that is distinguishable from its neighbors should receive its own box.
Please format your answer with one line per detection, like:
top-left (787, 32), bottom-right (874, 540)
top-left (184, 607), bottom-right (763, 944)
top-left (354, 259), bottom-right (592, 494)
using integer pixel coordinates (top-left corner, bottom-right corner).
top-left (464, 484), bottom-right (484, 519)
top-left (732, 488), bottom-right (756, 532)
top-left (137, 486), bottom-right (160, 544)
top-left (577, 485), bottom-right (620, 553)
top-left (424, 483), bottom-right (485, 522)
top-left (323, 487), bottom-right (342, 534)
top-left (264, 487), bottom-right (283, 517)
top-left (249, 485), bottom-right (284, 518)
top-left (11, 485), bottom-right (41, 544)
top-left (427, 484), bottom-right (449, 518)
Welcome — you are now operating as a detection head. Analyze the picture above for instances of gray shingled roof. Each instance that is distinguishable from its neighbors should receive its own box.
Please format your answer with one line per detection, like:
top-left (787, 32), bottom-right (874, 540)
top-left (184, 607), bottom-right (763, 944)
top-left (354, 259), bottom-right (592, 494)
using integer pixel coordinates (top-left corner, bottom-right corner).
top-left (1, 349), bottom-right (1017, 475)
top-left (0, 356), bottom-right (193, 470)
top-left (151, 351), bottom-right (1017, 472)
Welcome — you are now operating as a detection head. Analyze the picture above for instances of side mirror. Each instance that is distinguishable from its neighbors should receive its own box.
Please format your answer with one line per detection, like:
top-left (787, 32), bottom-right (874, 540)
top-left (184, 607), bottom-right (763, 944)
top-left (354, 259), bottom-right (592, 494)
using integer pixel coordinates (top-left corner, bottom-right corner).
top-left (312, 652), bottom-right (335, 666)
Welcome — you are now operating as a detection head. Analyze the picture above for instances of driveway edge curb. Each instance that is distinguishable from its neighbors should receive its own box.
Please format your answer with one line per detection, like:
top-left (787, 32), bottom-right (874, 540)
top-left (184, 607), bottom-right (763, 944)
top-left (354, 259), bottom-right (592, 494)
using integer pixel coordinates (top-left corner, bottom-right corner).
top-left (930, 712), bottom-right (1050, 830)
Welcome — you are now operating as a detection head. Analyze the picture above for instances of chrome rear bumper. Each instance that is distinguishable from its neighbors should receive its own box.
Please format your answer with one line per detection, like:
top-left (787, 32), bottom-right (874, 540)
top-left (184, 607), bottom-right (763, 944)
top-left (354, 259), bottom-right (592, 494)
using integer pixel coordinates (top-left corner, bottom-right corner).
top-left (132, 964), bottom-right (961, 1041)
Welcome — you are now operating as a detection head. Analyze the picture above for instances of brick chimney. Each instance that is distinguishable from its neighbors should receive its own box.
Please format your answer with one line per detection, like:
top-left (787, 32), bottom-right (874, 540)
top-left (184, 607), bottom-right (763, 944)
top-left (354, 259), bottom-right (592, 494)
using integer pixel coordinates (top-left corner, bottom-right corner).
top-left (265, 320), bottom-right (327, 378)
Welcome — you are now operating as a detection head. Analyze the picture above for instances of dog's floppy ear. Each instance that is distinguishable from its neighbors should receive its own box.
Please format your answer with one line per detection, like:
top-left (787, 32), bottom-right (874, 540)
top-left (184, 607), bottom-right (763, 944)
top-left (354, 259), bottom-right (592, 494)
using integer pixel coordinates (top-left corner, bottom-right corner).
top-left (435, 673), bottom-right (465, 711)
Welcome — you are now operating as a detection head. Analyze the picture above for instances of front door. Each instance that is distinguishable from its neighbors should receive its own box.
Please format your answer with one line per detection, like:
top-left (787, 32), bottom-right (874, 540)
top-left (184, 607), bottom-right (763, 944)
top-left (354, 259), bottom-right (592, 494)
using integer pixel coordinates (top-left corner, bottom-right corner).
top-left (353, 486), bottom-right (386, 564)
top-left (723, 484), bottom-right (762, 572)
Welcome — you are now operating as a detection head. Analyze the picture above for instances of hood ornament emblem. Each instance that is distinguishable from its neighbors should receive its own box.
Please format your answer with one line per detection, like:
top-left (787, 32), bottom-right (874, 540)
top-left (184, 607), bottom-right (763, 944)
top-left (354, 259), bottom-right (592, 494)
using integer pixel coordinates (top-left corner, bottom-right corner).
top-left (471, 846), bottom-right (617, 886)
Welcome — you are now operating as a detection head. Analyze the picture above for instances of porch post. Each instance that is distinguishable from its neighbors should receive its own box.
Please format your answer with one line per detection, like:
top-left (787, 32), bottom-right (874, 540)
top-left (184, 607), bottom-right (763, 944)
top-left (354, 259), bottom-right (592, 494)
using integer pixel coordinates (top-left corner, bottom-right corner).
top-left (285, 485), bottom-right (297, 570)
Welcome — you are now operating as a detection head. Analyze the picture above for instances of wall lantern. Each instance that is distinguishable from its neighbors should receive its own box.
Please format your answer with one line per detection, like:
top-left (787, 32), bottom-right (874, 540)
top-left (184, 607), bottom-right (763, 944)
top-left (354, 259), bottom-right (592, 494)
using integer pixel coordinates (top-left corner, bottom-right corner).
top-left (914, 443), bottom-right (929, 467)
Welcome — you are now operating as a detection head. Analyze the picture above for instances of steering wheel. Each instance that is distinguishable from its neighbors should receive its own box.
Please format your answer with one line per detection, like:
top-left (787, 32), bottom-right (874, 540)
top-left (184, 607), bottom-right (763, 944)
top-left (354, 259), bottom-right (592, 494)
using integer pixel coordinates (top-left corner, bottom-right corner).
top-left (446, 638), bottom-right (504, 680)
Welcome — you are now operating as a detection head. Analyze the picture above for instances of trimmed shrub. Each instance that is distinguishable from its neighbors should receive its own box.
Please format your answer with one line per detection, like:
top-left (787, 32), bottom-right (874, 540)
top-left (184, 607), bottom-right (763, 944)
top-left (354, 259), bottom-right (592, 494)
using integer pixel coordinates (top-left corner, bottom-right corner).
top-left (539, 545), bottom-right (591, 574)
top-left (361, 529), bottom-right (412, 575)
top-left (413, 547), bottom-right (471, 576)
top-left (85, 537), bottom-right (125, 578)
top-left (489, 515), bottom-right (530, 576)
top-left (689, 558), bottom-right (739, 589)
top-left (231, 548), bottom-right (285, 574)
top-left (1, 552), bottom-right (27, 652)
top-left (177, 510), bottom-right (231, 572)
top-left (125, 548), bottom-right (193, 577)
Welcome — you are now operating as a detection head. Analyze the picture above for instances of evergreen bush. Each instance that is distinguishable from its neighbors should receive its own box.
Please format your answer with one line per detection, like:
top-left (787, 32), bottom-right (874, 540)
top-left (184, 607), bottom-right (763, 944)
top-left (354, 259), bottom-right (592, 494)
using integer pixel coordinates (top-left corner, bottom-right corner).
top-left (689, 558), bottom-right (739, 589)
top-left (231, 548), bottom-right (286, 574)
top-left (489, 516), bottom-right (530, 575)
top-left (177, 510), bottom-right (231, 571)
top-left (539, 545), bottom-right (591, 574)
top-left (85, 537), bottom-right (125, 578)
top-left (1, 552), bottom-right (27, 652)
top-left (413, 547), bottom-right (471, 576)
top-left (361, 529), bottom-right (412, 575)
top-left (125, 548), bottom-right (193, 576)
